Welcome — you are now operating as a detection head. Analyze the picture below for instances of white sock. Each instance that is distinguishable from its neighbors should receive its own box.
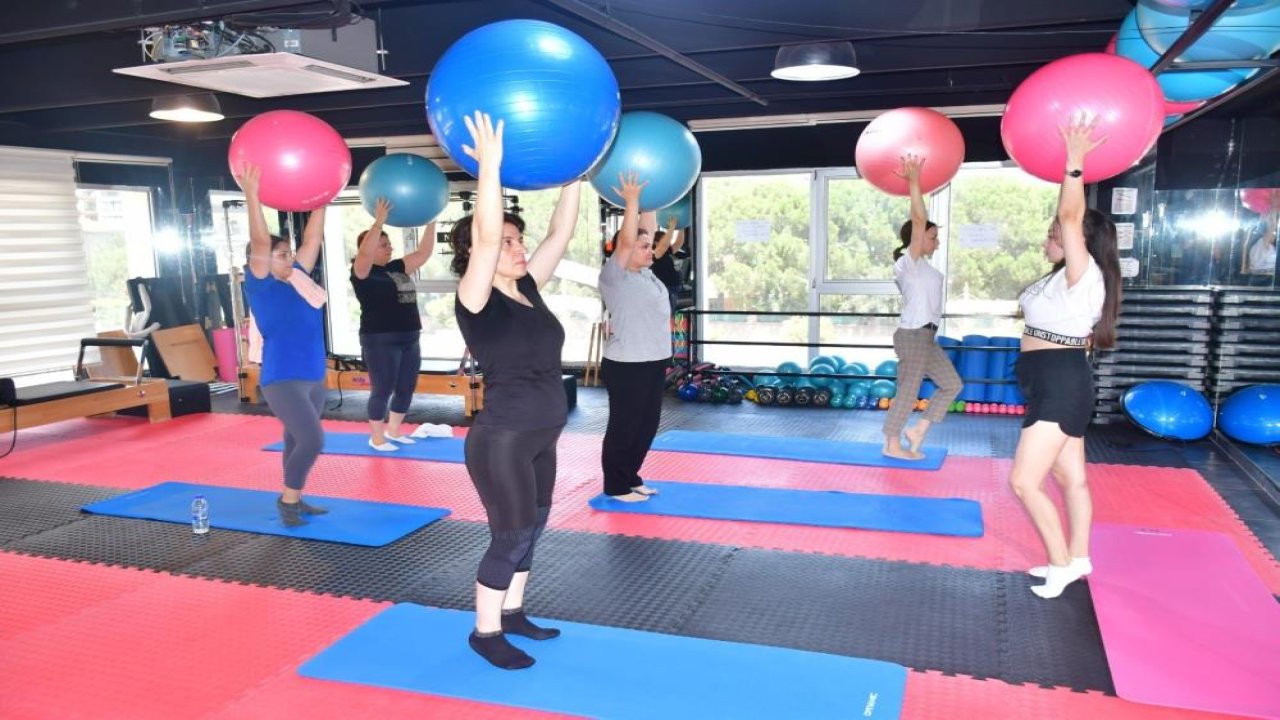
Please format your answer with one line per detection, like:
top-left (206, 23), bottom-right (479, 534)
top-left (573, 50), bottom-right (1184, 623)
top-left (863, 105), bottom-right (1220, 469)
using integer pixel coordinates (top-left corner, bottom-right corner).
top-left (609, 491), bottom-right (651, 503)
top-left (367, 439), bottom-right (399, 452)
top-left (1030, 561), bottom-right (1089, 599)
top-left (1027, 557), bottom-right (1092, 579)
top-left (385, 434), bottom-right (416, 445)
top-left (633, 484), bottom-right (659, 496)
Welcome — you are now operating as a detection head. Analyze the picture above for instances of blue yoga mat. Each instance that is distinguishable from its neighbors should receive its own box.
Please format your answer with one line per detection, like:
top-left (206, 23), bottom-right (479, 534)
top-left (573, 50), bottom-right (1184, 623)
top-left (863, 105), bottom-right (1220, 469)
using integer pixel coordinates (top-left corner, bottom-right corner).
top-left (300, 604), bottom-right (906, 720)
top-left (264, 432), bottom-right (464, 463)
top-left (651, 430), bottom-right (947, 470)
top-left (590, 480), bottom-right (983, 537)
top-left (81, 481), bottom-right (449, 547)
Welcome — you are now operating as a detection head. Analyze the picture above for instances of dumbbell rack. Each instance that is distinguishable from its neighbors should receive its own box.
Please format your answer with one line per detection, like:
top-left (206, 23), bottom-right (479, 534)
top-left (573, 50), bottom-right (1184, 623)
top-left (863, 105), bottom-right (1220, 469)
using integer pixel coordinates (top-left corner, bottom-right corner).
top-left (1092, 288), bottom-right (1214, 425)
top-left (1209, 289), bottom-right (1280, 406)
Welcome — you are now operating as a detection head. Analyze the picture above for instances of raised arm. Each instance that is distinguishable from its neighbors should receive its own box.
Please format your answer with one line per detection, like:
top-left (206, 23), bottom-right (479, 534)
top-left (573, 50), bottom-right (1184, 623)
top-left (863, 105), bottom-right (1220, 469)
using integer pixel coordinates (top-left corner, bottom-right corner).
top-left (238, 164), bottom-right (273, 280)
top-left (896, 154), bottom-right (928, 259)
top-left (525, 179), bottom-right (582, 288)
top-left (653, 214), bottom-right (680, 258)
top-left (403, 221), bottom-right (437, 275)
top-left (295, 204), bottom-right (325, 273)
top-left (353, 198), bottom-right (391, 280)
top-left (1057, 114), bottom-right (1106, 287)
top-left (609, 172), bottom-right (646, 265)
top-left (456, 111), bottom-right (505, 314)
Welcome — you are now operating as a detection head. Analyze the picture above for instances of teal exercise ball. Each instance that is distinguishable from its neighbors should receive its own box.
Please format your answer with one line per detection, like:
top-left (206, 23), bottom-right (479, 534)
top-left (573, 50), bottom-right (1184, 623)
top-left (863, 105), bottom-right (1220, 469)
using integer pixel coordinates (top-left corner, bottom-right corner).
top-left (358, 153), bottom-right (449, 227)
top-left (590, 111), bottom-right (702, 211)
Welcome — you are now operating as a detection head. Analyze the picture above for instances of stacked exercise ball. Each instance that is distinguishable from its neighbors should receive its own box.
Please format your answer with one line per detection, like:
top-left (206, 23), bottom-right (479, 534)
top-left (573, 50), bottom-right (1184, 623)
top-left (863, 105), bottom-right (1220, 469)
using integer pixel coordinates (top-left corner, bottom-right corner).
top-left (1121, 381), bottom-right (1213, 441)
top-left (358, 154), bottom-right (450, 227)
top-left (855, 107), bottom-right (965, 195)
top-left (1136, 0), bottom-right (1280, 64)
top-left (590, 111), bottom-right (703, 211)
top-left (1219, 385), bottom-right (1280, 446)
top-left (1112, 8), bottom-right (1256, 103)
top-left (228, 110), bottom-right (352, 212)
top-left (657, 191), bottom-right (693, 229)
top-left (1001, 53), bottom-right (1164, 183)
top-left (426, 19), bottom-right (621, 191)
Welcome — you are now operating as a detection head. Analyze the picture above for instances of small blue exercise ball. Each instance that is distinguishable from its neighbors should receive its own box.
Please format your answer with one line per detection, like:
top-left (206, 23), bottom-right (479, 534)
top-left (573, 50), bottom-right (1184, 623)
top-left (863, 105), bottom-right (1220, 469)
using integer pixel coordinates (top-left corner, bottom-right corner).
top-left (808, 363), bottom-right (836, 388)
top-left (1115, 10), bottom-right (1254, 102)
top-left (1137, 0), bottom-right (1280, 63)
top-left (426, 20), bottom-right (620, 191)
top-left (840, 362), bottom-right (870, 377)
top-left (875, 359), bottom-right (899, 378)
top-left (869, 380), bottom-right (897, 399)
top-left (656, 192), bottom-right (692, 229)
top-left (1219, 385), bottom-right (1280, 445)
top-left (358, 154), bottom-right (449, 227)
top-left (589, 111), bottom-right (702, 211)
top-left (1121, 381), bottom-right (1213, 441)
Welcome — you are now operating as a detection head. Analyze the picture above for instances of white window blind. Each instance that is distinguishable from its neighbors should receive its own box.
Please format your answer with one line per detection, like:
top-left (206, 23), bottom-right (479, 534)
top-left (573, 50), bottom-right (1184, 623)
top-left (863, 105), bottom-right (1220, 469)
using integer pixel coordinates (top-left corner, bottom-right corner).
top-left (0, 147), bottom-right (95, 377)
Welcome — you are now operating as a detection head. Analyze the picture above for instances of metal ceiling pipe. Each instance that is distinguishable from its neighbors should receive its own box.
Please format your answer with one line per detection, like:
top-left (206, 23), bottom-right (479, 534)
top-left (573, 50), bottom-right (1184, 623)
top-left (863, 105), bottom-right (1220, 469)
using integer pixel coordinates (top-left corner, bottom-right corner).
top-left (1148, 0), bottom-right (1237, 75)
top-left (0, 1), bottom-right (322, 46)
top-left (539, 0), bottom-right (769, 106)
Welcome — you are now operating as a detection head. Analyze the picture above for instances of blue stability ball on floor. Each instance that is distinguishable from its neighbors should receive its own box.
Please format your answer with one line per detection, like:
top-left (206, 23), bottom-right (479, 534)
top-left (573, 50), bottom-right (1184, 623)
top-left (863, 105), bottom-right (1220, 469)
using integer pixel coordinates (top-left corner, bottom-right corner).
top-left (358, 154), bottom-right (450, 228)
top-left (1219, 385), bottom-right (1280, 445)
top-left (426, 20), bottom-right (620, 191)
top-left (869, 380), bottom-right (897, 399)
top-left (590, 111), bottom-right (702, 211)
top-left (1121, 381), bottom-right (1214, 441)
top-left (656, 191), bottom-right (692, 229)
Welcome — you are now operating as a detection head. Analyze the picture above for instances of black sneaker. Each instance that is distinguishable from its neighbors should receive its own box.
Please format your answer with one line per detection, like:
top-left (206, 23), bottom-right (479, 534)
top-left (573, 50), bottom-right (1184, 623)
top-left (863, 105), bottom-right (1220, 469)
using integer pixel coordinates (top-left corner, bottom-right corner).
top-left (276, 499), bottom-right (308, 527)
top-left (296, 499), bottom-right (329, 515)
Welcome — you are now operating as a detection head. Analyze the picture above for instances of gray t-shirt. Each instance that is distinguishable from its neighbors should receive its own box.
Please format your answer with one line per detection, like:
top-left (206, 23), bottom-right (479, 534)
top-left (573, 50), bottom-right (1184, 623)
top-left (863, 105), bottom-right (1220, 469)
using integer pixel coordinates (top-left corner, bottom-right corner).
top-left (599, 255), bottom-right (672, 362)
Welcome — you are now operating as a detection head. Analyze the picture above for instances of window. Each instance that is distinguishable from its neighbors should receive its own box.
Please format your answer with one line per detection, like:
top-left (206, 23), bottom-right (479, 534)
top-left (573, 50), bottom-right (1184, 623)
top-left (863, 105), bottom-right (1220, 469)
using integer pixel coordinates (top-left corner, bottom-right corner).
top-left (76, 186), bottom-right (158, 332)
top-left (208, 190), bottom-right (282, 274)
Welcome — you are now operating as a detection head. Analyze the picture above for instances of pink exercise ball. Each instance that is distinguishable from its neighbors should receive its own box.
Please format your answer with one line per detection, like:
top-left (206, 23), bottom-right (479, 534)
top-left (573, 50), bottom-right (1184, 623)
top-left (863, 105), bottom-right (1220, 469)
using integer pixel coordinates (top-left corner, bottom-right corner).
top-left (855, 107), bottom-right (965, 195)
top-left (1001, 53), bottom-right (1164, 184)
top-left (1240, 188), bottom-right (1280, 215)
top-left (1165, 98), bottom-right (1204, 115)
top-left (228, 110), bottom-right (352, 212)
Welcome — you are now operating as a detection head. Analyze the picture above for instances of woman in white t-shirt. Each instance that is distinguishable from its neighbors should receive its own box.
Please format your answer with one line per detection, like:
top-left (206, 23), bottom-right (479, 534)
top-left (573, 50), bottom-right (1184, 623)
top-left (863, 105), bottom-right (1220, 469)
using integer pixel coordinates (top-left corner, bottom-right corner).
top-left (882, 154), bottom-right (963, 460)
top-left (1241, 213), bottom-right (1277, 287)
top-left (598, 172), bottom-right (672, 502)
top-left (1011, 115), bottom-right (1122, 599)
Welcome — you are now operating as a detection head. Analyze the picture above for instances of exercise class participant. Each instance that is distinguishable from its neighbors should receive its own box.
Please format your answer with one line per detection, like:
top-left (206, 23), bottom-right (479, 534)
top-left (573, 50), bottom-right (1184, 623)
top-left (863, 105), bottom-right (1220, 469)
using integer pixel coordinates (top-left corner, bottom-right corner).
top-left (1010, 114), bottom-right (1122, 599)
top-left (451, 111), bottom-right (582, 669)
top-left (239, 163), bottom-right (332, 528)
top-left (882, 154), bottom-right (962, 460)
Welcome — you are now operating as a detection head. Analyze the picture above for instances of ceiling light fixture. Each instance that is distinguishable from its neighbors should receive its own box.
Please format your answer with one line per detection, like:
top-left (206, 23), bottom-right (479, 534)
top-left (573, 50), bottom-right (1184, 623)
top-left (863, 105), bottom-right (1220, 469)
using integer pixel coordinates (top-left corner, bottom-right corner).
top-left (148, 93), bottom-right (224, 123)
top-left (771, 41), bottom-right (860, 82)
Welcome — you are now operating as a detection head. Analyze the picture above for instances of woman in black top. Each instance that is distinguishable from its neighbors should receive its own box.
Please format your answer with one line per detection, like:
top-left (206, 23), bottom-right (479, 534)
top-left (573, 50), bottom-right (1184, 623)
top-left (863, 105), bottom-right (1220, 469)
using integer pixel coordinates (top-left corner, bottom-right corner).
top-left (650, 214), bottom-right (686, 312)
top-left (350, 198), bottom-right (436, 451)
top-left (451, 111), bottom-right (581, 670)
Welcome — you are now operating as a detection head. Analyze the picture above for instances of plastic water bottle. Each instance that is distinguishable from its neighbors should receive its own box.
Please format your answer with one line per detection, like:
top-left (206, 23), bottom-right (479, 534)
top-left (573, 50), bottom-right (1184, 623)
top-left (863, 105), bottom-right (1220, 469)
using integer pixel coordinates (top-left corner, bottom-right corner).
top-left (191, 495), bottom-right (210, 535)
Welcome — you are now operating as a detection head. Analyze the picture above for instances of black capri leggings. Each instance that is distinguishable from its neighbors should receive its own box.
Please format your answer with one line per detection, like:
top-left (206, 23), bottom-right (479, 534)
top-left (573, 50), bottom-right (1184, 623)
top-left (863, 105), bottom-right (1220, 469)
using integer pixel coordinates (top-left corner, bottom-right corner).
top-left (464, 423), bottom-right (564, 591)
top-left (1016, 348), bottom-right (1093, 438)
top-left (360, 330), bottom-right (421, 421)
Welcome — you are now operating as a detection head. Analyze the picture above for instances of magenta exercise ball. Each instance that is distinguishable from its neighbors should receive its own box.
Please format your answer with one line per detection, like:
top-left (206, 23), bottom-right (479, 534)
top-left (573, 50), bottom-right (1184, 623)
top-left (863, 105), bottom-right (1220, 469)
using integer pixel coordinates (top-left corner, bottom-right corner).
top-left (228, 110), bottom-right (352, 212)
top-left (1001, 53), bottom-right (1164, 184)
top-left (855, 107), bottom-right (965, 195)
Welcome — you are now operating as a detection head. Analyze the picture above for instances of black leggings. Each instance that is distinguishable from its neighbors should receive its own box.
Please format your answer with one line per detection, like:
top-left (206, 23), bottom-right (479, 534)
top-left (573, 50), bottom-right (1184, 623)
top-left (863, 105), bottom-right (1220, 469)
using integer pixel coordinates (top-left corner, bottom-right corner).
top-left (601, 358), bottom-right (667, 496)
top-left (360, 330), bottom-right (421, 421)
top-left (260, 380), bottom-right (327, 490)
top-left (464, 424), bottom-right (563, 591)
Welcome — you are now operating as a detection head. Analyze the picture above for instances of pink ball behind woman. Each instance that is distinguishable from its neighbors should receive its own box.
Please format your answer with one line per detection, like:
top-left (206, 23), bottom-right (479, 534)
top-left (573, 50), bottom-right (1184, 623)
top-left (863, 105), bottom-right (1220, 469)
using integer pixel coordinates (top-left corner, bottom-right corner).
top-left (855, 107), bottom-right (965, 196)
top-left (1001, 53), bottom-right (1164, 184)
top-left (228, 110), bottom-right (352, 212)
top-left (1240, 188), bottom-right (1280, 215)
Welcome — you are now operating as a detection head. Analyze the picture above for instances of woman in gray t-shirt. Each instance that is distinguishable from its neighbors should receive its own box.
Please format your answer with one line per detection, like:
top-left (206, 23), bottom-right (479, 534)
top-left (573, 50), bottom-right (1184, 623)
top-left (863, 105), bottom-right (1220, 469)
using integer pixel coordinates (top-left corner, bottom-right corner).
top-left (598, 173), bottom-right (672, 501)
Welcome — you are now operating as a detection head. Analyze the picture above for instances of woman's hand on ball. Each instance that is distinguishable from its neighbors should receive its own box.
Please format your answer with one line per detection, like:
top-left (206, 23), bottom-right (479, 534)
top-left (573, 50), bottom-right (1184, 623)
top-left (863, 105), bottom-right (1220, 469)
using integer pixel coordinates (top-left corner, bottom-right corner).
top-left (237, 163), bottom-right (262, 197)
top-left (462, 111), bottom-right (504, 168)
top-left (893, 153), bottom-right (925, 181)
top-left (1060, 112), bottom-right (1107, 163)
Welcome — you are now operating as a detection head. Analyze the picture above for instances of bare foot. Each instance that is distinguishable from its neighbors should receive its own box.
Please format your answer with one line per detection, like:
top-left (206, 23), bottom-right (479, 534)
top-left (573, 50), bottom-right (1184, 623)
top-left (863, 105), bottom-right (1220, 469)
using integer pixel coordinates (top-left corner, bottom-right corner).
top-left (882, 445), bottom-right (924, 460)
top-left (632, 484), bottom-right (659, 496)
top-left (610, 491), bottom-right (651, 503)
top-left (904, 426), bottom-right (927, 454)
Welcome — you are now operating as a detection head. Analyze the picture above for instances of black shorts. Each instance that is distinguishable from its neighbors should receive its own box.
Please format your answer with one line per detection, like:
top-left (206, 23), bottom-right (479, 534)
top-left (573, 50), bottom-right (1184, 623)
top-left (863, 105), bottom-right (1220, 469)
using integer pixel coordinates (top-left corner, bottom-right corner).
top-left (1016, 348), bottom-right (1093, 438)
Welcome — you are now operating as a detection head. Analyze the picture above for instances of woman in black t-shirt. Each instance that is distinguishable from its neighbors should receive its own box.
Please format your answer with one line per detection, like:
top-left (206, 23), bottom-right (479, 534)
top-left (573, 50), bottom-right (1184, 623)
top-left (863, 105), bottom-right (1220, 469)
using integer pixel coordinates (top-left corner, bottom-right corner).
top-left (451, 112), bottom-right (581, 671)
top-left (350, 198), bottom-right (436, 451)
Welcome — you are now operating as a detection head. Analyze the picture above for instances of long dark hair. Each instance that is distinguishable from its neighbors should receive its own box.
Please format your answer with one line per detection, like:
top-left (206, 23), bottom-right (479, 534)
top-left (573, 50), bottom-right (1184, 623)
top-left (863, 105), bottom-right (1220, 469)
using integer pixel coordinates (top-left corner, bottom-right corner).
top-left (244, 234), bottom-right (290, 265)
top-left (1035, 210), bottom-right (1122, 349)
top-left (449, 212), bottom-right (525, 276)
top-left (893, 219), bottom-right (937, 260)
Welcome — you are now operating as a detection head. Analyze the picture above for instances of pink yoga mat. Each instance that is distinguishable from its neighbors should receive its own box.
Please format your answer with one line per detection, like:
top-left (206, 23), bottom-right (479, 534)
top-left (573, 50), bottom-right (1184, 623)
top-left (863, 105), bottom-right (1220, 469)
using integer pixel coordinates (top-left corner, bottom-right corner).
top-left (211, 328), bottom-right (238, 383)
top-left (1090, 523), bottom-right (1280, 720)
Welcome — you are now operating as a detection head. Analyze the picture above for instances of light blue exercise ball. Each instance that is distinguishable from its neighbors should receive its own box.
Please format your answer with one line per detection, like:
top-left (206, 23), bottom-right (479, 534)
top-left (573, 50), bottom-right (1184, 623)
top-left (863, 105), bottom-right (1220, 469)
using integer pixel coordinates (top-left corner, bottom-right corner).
top-left (1219, 385), bottom-right (1280, 445)
top-left (358, 154), bottom-right (450, 227)
top-left (1137, 0), bottom-right (1280, 63)
top-left (590, 111), bottom-right (702, 211)
top-left (1121, 381), bottom-right (1213, 441)
top-left (426, 20), bottom-right (620, 191)
top-left (1115, 9), bottom-right (1255, 102)
top-left (656, 192), bottom-right (692, 229)
top-left (875, 359), bottom-right (899, 378)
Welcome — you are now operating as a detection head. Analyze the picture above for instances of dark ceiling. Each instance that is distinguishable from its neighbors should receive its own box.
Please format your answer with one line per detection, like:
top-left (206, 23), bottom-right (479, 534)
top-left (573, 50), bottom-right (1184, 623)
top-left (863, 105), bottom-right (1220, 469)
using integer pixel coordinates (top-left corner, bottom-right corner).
top-left (0, 0), bottom-right (1272, 161)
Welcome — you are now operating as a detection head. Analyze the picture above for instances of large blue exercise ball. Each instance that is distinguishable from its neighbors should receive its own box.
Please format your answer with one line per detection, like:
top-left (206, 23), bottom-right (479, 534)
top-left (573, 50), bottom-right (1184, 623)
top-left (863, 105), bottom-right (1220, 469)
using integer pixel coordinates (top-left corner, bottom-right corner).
top-left (656, 191), bottom-right (693, 229)
top-left (1137, 0), bottom-right (1280, 62)
top-left (1219, 385), bottom-right (1280, 445)
top-left (1114, 10), bottom-right (1255, 101)
top-left (589, 111), bottom-right (702, 211)
top-left (358, 154), bottom-right (449, 227)
top-left (426, 20), bottom-right (620, 191)
top-left (1121, 381), bottom-right (1213, 441)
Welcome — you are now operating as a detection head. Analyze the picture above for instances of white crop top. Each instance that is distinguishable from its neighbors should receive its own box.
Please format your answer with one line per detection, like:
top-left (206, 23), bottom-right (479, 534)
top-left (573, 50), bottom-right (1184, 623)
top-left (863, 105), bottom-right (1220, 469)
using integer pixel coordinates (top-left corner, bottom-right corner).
top-left (894, 252), bottom-right (943, 328)
top-left (1019, 258), bottom-right (1106, 341)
